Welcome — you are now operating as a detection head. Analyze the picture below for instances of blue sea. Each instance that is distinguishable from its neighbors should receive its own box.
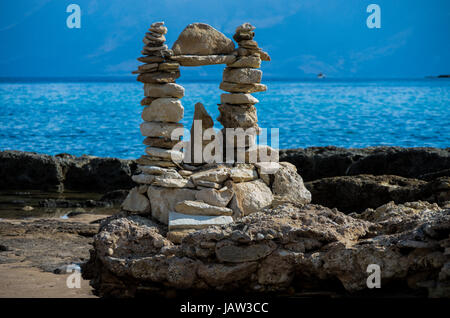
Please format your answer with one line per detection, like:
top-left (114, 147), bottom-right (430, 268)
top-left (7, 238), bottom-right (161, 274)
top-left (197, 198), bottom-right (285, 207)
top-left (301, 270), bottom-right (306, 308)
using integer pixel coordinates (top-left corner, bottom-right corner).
top-left (0, 78), bottom-right (449, 159)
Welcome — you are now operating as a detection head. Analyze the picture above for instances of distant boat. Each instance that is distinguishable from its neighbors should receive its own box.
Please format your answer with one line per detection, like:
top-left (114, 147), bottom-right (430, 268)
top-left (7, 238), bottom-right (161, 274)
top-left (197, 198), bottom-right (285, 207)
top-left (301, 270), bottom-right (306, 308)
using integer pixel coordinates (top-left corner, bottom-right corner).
top-left (317, 72), bottom-right (326, 79)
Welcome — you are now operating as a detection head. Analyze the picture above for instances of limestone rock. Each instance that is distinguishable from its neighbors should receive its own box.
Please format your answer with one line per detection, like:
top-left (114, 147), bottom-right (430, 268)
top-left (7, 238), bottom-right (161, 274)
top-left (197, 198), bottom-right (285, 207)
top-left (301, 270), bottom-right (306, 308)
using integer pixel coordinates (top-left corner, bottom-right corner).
top-left (219, 82), bottom-right (266, 93)
top-left (230, 164), bottom-right (258, 182)
top-left (195, 180), bottom-right (222, 189)
top-left (140, 96), bottom-right (158, 106)
top-left (147, 186), bottom-right (198, 224)
top-left (172, 23), bottom-right (235, 55)
top-left (223, 68), bottom-right (262, 84)
top-left (140, 122), bottom-right (183, 139)
top-left (218, 104), bottom-right (257, 129)
top-left (236, 22), bottom-right (256, 33)
top-left (121, 187), bottom-right (150, 213)
top-left (138, 56), bottom-right (164, 63)
top-left (170, 55), bottom-right (236, 66)
top-left (136, 155), bottom-right (177, 168)
top-left (145, 147), bottom-right (183, 162)
top-left (227, 55), bottom-right (261, 68)
top-left (228, 179), bottom-right (273, 216)
top-left (167, 229), bottom-right (196, 244)
top-left (175, 200), bottom-right (233, 216)
top-left (238, 40), bottom-right (259, 49)
top-left (144, 83), bottom-right (185, 98)
top-left (190, 167), bottom-right (230, 184)
top-left (137, 71), bottom-right (180, 84)
top-left (142, 98), bottom-right (184, 123)
top-left (138, 165), bottom-right (178, 176)
top-left (272, 162), bottom-right (311, 206)
top-left (168, 212), bottom-right (233, 230)
top-left (131, 174), bottom-right (155, 184)
top-left (188, 102), bottom-right (214, 164)
top-left (158, 62), bottom-right (180, 72)
top-left (143, 137), bottom-right (179, 149)
top-left (152, 177), bottom-right (189, 188)
top-left (195, 187), bottom-right (234, 207)
top-left (216, 240), bottom-right (276, 263)
top-left (221, 93), bottom-right (259, 105)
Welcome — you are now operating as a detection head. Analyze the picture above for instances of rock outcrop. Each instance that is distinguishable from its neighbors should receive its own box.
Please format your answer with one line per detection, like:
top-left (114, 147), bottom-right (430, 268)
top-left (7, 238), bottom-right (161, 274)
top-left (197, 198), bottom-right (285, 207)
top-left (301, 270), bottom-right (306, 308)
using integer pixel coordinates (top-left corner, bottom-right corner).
top-left (280, 146), bottom-right (450, 182)
top-left (0, 150), bottom-right (137, 192)
top-left (306, 175), bottom-right (450, 213)
top-left (83, 202), bottom-right (450, 298)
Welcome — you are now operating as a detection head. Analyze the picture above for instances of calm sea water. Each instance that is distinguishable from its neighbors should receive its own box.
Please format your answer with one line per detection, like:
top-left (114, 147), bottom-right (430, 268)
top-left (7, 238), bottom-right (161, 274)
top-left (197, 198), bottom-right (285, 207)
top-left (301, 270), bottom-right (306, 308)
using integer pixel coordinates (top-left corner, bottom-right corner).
top-left (0, 78), bottom-right (449, 159)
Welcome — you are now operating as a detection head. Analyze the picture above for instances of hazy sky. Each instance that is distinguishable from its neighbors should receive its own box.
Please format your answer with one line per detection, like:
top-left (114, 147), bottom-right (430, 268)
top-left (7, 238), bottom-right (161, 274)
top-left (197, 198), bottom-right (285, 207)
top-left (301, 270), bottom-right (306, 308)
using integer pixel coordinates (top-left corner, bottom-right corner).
top-left (0, 0), bottom-right (449, 78)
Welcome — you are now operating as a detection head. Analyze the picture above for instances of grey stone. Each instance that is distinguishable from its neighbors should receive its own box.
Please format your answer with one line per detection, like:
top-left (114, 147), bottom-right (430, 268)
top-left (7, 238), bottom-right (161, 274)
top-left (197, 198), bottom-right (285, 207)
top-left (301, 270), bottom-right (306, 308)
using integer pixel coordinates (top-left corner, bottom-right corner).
top-left (168, 212), bottom-right (233, 230)
top-left (175, 200), bottom-right (233, 216)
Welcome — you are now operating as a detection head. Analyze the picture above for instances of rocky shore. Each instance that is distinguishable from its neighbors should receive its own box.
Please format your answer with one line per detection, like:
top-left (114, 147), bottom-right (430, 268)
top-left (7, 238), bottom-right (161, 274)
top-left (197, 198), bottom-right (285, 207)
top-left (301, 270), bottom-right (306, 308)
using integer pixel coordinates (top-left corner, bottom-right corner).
top-left (1, 147), bottom-right (448, 213)
top-left (1, 147), bottom-right (449, 298)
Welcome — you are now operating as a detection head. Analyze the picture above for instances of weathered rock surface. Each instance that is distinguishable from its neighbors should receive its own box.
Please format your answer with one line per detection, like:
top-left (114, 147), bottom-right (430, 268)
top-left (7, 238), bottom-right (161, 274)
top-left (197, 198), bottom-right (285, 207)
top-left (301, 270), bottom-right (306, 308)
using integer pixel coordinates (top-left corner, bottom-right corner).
top-left (306, 175), bottom-right (449, 213)
top-left (147, 186), bottom-right (197, 224)
top-left (175, 200), bottom-right (233, 216)
top-left (83, 202), bottom-right (450, 298)
top-left (279, 146), bottom-right (450, 182)
top-left (222, 68), bottom-right (262, 84)
top-left (195, 187), bottom-right (234, 207)
top-left (172, 23), bottom-right (235, 56)
top-left (272, 162), bottom-right (311, 206)
top-left (143, 83), bottom-right (185, 98)
top-left (121, 187), bottom-right (150, 214)
top-left (228, 179), bottom-right (273, 217)
top-left (170, 55), bottom-right (236, 66)
top-left (220, 93), bottom-right (259, 105)
top-left (141, 98), bottom-right (184, 123)
top-left (140, 122), bottom-right (183, 139)
top-left (219, 82), bottom-right (267, 93)
top-left (0, 151), bottom-right (137, 193)
top-left (168, 212), bottom-right (233, 230)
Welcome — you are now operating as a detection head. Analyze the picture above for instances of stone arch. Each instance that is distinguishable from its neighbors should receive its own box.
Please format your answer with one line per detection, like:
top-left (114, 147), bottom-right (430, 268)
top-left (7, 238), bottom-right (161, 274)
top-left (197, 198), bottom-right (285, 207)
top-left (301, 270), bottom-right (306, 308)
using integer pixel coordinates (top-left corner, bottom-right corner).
top-left (134, 22), bottom-right (271, 166)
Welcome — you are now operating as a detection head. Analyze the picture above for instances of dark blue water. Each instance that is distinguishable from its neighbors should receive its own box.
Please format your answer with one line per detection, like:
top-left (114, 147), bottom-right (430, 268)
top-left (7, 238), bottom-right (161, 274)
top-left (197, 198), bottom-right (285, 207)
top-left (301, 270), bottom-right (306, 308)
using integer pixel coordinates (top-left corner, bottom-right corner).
top-left (0, 78), bottom-right (449, 159)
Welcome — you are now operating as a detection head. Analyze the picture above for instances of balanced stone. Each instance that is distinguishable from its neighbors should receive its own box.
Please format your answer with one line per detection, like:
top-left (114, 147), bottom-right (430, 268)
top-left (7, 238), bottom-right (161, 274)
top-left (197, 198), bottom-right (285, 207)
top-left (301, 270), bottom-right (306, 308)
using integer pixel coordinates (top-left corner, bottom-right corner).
top-left (227, 179), bottom-right (273, 216)
top-left (175, 200), bottom-right (233, 216)
top-left (136, 155), bottom-right (177, 167)
top-left (147, 186), bottom-right (197, 224)
top-left (121, 187), bottom-right (150, 213)
top-left (194, 180), bottom-right (222, 189)
top-left (132, 174), bottom-right (155, 184)
top-left (219, 82), bottom-right (266, 93)
top-left (145, 147), bottom-right (183, 162)
top-left (227, 55), bottom-right (261, 68)
top-left (168, 212), bottom-right (233, 230)
top-left (143, 44), bottom-right (168, 53)
top-left (139, 165), bottom-right (178, 175)
top-left (223, 68), bottom-right (262, 84)
top-left (144, 83), bottom-right (184, 99)
top-left (190, 167), bottom-right (230, 183)
top-left (218, 104), bottom-right (258, 129)
top-left (137, 63), bottom-right (159, 73)
top-left (152, 177), bottom-right (189, 188)
top-left (140, 122), bottom-right (183, 139)
top-left (138, 56), bottom-right (165, 63)
top-left (137, 71), bottom-right (180, 84)
top-left (230, 164), bottom-right (258, 182)
top-left (172, 23), bottom-right (235, 56)
top-left (143, 137), bottom-right (179, 149)
top-left (236, 23), bottom-right (256, 33)
top-left (140, 96), bottom-right (158, 105)
top-left (238, 40), bottom-right (259, 49)
top-left (195, 187), bottom-right (234, 207)
top-left (220, 93), bottom-right (259, 105)
top-left (141, 98), bottom-right (184, 123)
top-left (170, 55), bottom-right (236, 66)
top-left (144, 83), bottom-right (185, 98)
top-left (149, 25), bottom-right (167, 35)
top-left (158, 62), bottom-right (180, 72)
top-left (233, 31), bottom-right (254, 42)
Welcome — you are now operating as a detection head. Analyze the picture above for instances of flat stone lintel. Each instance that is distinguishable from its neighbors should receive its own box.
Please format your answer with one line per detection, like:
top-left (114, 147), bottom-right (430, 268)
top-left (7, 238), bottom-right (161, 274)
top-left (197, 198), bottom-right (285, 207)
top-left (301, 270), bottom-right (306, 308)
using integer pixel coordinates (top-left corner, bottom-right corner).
top-left (170, 54), bottom-right (236, 66)
top-left (168, 211), bottom-right (233, 230)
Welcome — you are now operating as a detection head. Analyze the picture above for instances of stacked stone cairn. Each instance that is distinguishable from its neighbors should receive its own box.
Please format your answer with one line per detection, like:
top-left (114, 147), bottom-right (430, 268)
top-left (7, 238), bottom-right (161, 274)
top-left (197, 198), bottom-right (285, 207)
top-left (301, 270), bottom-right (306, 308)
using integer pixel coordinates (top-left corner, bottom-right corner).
top-left (219, 23), bottom-right (270, 161)
top-left (122, 22), bottom-right (309, 244)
